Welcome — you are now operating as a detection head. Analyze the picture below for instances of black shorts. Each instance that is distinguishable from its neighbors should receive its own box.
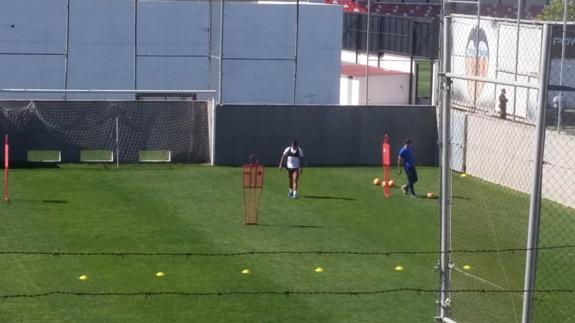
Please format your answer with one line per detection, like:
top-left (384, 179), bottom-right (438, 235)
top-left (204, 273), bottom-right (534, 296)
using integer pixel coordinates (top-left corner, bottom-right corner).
top-left (405, 166), bottom-right (418, 184)
top-left (287, 168), bottom-right (300, 175)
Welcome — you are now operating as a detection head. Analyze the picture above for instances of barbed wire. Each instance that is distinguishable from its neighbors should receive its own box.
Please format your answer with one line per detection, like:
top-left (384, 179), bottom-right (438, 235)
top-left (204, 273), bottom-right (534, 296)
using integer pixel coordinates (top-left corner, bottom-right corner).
top-left (0, 244), bottom-right (573, 257)
top-left (1, 289), bottom-right (575, 300)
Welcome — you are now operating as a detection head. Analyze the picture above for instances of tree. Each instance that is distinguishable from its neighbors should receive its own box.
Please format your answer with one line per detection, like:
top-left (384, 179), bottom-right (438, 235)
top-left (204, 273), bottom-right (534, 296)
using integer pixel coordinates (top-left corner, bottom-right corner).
top-left (537, 0), bottom-right (575, 21)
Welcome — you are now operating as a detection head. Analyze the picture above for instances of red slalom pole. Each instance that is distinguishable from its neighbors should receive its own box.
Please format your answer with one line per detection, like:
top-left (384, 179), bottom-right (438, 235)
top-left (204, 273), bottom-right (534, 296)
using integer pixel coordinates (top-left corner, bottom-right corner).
top-left (4, 134), bottom-right (8, 202)
top-left (382, 134), bottom-right (391, 198)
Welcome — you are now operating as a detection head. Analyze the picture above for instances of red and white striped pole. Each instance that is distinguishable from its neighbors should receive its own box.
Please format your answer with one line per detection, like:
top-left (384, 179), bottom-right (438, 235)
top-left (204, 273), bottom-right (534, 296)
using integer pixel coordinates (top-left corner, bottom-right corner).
top-left (4, 134), bottom-right (8, 202)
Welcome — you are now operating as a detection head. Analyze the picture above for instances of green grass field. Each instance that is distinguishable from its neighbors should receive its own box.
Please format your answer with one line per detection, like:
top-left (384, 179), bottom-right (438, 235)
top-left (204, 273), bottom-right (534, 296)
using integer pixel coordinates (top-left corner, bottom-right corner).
top-left (0, 165), bottom-right (439, 322)
top-left (451, 173), bottom-right (575, 323)
top-left (417, 61), bottom-right (432, 100)
top-left (0, 165), bottom-right (573, 322)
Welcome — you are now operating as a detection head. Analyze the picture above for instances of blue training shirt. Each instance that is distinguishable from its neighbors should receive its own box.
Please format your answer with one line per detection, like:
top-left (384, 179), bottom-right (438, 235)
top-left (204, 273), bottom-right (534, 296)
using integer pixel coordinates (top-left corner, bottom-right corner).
top-left (399, 146), bottom-right (415, 168)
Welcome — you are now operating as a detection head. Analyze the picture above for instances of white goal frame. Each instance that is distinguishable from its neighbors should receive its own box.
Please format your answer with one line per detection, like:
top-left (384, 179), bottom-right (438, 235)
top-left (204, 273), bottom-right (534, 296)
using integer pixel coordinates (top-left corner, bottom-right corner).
top-left (0, 88), bottom-right (217, 166)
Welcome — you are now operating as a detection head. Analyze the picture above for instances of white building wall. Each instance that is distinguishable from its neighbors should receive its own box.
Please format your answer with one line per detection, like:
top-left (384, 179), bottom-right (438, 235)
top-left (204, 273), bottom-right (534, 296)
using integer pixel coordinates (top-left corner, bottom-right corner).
top-left (340, 74), bottom-right (409, 105)
top-left (465, 113), bottom-right (575, 209)
top-left (341, 50), bottom-right (412, 72)
top-left (362, 74), bottom-right (410, 105)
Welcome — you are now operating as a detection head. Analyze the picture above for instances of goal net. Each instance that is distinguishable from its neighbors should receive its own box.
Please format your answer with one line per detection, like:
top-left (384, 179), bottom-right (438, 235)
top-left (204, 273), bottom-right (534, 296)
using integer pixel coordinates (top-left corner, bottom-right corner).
top-left (0, 100), bottom-right (211, 164)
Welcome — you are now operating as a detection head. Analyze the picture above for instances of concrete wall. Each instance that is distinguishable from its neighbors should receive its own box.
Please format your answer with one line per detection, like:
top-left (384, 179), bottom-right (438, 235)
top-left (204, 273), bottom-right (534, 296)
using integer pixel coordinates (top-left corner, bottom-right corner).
top-left (0, 0), bottom-right (68, 100)
top-left (214, 105), bottom-right (438, 166)
top-left (221, 3), bottom-right (342, 104)
top-left (464, 113), bottom-right (575, 208)
top-left (0, 0), bottom-right (341, 104)
top-left (136, 1), bottom-right (210, 92)
top-left (67, 0), bottom-right (136, 100)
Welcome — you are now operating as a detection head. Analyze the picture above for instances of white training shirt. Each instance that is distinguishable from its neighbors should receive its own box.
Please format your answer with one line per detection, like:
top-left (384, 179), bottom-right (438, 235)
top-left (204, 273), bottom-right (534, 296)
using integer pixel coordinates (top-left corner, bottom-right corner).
top-left (283, 147), bottom-right (304, 169)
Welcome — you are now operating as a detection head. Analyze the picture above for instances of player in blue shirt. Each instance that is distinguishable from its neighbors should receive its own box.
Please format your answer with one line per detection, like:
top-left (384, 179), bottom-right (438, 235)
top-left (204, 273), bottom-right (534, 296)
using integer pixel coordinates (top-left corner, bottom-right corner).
top-left (398, 139), bottom-right (418, 197)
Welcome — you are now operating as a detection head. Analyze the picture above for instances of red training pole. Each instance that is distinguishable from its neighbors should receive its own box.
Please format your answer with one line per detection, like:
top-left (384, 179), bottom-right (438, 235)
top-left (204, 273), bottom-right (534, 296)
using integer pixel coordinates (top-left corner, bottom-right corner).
top-left (4, 134), bottom-right (9, 202)
top-left (382, 134), bottom-right (391, 198)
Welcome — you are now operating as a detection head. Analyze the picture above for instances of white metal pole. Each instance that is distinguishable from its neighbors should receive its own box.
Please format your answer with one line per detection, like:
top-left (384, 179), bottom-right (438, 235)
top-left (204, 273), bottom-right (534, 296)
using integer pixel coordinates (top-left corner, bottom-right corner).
top-left (218, 0), bottom-right (225, 104)
top-left (365, 0), bottom-right (371, 105)
top-left (64, 0), bottom-right (70, 101)
top-left (115, 116), bottom-right (119, 169)
top-left (293, 0), bottom-right (300, 105)
top-left (473, 0), bottom-right (480, 111)
top-left (558, 0), bottom-right (568, 131)
top-left (0, 89), bottom-right (215, 94)
top-left (439, 14), bottom-right (452, 322)
top-left (134, 0), bottom-right (138, 94)
top-left (210, 97), bottom-right (216, 165)
top-left (521, 23), bottom-right (551, 323)
top-left (512, 0), bottom-right (523, 121)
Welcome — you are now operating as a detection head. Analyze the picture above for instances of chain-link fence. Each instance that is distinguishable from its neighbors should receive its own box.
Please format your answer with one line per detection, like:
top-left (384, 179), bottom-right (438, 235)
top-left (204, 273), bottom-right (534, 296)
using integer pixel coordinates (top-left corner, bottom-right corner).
top-left (440, 1), bottom-right (575, 322)
top-left (534, 121), bottom-right (575, 321)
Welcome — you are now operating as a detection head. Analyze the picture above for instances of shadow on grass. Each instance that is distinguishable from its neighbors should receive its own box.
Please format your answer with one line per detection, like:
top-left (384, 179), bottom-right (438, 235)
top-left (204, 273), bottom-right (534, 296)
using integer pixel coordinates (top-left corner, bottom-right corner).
top-left (259, 224), bottom-right (323, 229)
top-left (4, 198), bottom-right (68, 204)
top-left (10, 162), bottom-right (60, 169)
top-left (414, 195), bottom-right (469, 200)
top-left (302, 195), bottom-right (356, 201)
top-left (42, 200), bottom-right (68, 204)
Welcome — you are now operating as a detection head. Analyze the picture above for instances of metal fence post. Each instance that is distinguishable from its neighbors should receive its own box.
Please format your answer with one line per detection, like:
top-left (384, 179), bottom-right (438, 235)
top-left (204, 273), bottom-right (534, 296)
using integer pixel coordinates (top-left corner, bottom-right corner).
top-left (521, 23), bottom-right (551, 323)
top-left (218, 0), bottom-right (224, 105)
top-left (115, 116), bottom-right (120, 168)
top-left (365, 0), bottom-right (371, 105)
top-left (293, 0), bottom-right (300, 105)
top-left (439, 14), bottom-right (452, 322)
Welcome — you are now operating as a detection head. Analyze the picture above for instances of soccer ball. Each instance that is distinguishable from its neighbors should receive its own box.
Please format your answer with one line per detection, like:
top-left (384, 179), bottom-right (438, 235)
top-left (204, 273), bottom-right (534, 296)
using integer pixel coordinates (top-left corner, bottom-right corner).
top-left (388, 180), bottom-right (395, 187)
top-left (372, 178), bottom-right (381, 185)
top-left (426, 192), bottom-right (435, 199)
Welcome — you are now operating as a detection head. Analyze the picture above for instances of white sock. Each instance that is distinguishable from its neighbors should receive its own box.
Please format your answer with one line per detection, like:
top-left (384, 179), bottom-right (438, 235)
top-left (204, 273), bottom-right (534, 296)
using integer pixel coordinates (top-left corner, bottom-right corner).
top-left (293, 191), bottom-right (297, 197)
top-left (289, 189), bottom-right (293, 194)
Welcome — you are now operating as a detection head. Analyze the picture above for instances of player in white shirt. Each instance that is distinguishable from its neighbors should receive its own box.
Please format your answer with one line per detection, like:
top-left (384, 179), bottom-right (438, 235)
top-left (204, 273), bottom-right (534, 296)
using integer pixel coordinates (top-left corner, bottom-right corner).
top-left (278, 141), bottom-right (305, 199)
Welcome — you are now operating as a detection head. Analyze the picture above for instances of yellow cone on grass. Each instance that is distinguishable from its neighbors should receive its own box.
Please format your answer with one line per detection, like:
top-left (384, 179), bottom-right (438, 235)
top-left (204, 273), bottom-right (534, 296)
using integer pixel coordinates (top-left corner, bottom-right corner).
top-left (394, 265), bottom-right (404, 272)
top-left (460, 173), bottom-right (468, 178)
top-left (241, 269), bottom-right (250, 274)
top-left (156, 272), bottom-right (165, 277)
top-left (463, 265), bottom-right (471, 271)
top-left (78, 274), bottom-right (88, 281)
top-left (315, 267), bottom-right (324, 273)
